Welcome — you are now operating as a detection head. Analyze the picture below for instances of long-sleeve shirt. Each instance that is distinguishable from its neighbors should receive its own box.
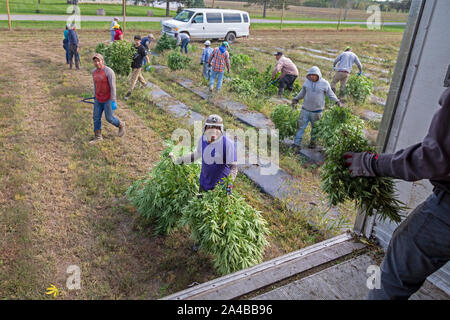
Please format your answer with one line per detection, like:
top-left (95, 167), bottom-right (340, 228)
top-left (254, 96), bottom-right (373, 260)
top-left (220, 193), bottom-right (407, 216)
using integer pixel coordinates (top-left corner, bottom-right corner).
top-left (176, 33), bottom-right (190, 45)
top-left (201, 46), bottom-right (214, 64)
top-left (92, 66), bottom-right (116, 102)
top-left (272, 56), bottom-right (299, 78)
top-left (374, 87), bottom-right (450, 193)
top-left (64, 29), bottom-right (69, 40)
top-left (333, 51), bottom-right (362, 73)
top-left (179, 135), bottom-right (238, 191)
top-left (68, 29), bottom-right (79, 46)
top-left (110, 20), bottom-right (118, 31)
top-left (294, 66), bottom-right (339, 112)
top-left (208, 47), bottom-right (230, 73)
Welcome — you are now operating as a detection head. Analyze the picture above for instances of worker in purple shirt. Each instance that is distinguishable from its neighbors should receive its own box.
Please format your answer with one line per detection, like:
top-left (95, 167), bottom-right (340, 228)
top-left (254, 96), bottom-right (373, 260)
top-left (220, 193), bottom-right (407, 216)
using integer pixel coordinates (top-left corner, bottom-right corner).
top-left (173, 114), bottom-right (238, 194)
top-left (343, 86), bottom-right (450, 300)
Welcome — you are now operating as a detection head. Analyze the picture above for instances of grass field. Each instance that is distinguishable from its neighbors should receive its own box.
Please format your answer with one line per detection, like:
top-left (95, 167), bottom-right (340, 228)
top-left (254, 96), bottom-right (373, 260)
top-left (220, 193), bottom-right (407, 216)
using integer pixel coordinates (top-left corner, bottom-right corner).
top-left (0, 0), bottom-right (174, 17)
top-left (0, 26), bottom-right (404, 299)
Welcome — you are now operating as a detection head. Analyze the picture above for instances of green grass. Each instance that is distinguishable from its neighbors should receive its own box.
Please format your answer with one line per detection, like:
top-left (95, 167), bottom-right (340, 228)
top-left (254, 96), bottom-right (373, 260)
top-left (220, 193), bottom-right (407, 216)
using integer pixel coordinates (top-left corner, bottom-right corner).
top-left (251, 23), bottom-right (405, 32)
top-left (0, 0), bottom-right (175, 17)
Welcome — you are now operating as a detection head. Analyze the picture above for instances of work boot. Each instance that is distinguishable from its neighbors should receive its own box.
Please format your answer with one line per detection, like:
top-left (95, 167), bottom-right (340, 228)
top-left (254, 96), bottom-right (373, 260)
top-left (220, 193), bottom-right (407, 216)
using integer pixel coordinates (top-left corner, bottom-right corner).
top-left (118, 121), bottom-right (125, 137)
top-left (124, 92), bottom-right (131, 101)
top-left (192, 243), bottom-right (200, 252)
top-left (308, 141), bottom-right (316, 149)
top-left (89, 130), bottom-right (103, 144)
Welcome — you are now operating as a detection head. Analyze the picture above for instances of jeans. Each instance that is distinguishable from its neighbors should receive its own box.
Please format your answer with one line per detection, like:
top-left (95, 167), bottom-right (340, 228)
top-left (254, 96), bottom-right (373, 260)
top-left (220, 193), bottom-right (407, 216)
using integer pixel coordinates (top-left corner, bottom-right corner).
top-left (93, 99), bottom-right (120, 132)
top-left (202, 63), bottom-right (211, 80)
top-left (110, 30), bottom-right (115, 42)
top-left (209, 70), bottom-right (225, 91)
top-left (367, 191), bottom-right (450, 300)
top-left (180, 38), bottom-right (190, 54)
top-left (294, 109), bottom-right (322, 146)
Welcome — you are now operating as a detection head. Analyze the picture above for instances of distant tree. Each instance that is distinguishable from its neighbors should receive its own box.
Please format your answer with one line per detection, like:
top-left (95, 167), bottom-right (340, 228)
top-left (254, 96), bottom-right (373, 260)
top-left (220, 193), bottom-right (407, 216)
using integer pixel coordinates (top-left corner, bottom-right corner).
top-left (247, 0), bottom-right (295, 18)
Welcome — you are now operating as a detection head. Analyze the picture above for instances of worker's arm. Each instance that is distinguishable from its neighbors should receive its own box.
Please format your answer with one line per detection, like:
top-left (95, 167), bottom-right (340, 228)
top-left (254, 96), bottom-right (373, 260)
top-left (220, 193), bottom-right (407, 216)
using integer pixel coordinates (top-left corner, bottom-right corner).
top-left (105, 67), bottom-right (117, 102)
top-left (272, 60), bottom-right (283, 79)
top-left (292, 86), bottom-right (306, 104)
top-left (208, 48), bottom-right (216, 65)
top-left (226, 52), bottom-right (231, 73)
top-left (344, 88), bottom-right (450, 179)
top-left (354, 55), bottom-right (363, 73)
top-left (325, 83), bottom-right (341, 106)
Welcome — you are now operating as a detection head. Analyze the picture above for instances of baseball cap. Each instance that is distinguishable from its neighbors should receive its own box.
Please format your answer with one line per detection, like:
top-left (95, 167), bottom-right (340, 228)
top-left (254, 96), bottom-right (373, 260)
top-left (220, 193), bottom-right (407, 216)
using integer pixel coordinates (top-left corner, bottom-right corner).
top-left (93, 53), bottom-right (104, 61)
top-left (134, 35), bottom-right (141, 40)
top-left (221, 41), bottom-right (230, 48)
top-left (274, 51), bottom-right (283, 56)
top-left (148, 33), bottom-right (155, 39)
top-left (204, 40), bottom-right (211, 46)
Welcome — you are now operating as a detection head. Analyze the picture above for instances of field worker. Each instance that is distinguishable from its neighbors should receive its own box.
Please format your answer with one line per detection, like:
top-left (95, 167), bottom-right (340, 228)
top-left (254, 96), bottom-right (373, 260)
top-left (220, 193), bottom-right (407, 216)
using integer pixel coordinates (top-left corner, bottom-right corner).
top-left (331, 46), bottom-right (363, 98)
top-left (113, 25), bottom-right (123, 41)
top-left (200, 40), bottom-right (213, 80)
top-left (208, 42), bottom-right (231, 92)
top-left (343, 87), bottom-right (450, 300)
top-left (173, 114), bottom-right (238, 194)
top-left (272, 51), bottom-right (299, 98)
top-left (124, 35), bottom-right (149, 101)
top-left (68, 24), bottom-right (80, 70)
top-left (291, 66), bottom-right (342, 149)
top-left (141, 33), bottom-right (155, 66)
top-left (63, 25), bottom-right (69, 64)
top-left (175, 32), bottom-right (190, 54)
top-left (90, 53), bottom-right (125, 144)
top-left (110, 17), bottom-right (119, 42)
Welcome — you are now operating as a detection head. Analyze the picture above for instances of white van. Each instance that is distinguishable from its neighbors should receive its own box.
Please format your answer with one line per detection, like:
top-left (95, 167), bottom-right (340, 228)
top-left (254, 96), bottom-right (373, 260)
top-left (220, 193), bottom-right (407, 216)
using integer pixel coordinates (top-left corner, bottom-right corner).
top-left (161, 8), bottom-right (250, 43)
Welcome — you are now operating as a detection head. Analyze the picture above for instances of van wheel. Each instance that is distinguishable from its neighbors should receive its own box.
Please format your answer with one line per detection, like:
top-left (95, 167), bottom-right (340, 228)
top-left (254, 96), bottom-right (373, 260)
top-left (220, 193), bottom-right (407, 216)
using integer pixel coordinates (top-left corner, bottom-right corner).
top-left (225, 32), bottom-right (236, 43)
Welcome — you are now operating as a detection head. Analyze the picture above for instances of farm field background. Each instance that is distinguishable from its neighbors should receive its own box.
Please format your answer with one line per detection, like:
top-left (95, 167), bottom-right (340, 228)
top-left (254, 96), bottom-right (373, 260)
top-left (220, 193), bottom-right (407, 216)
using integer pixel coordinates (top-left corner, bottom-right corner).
top-left (0, 25), bottom-right (403, 299)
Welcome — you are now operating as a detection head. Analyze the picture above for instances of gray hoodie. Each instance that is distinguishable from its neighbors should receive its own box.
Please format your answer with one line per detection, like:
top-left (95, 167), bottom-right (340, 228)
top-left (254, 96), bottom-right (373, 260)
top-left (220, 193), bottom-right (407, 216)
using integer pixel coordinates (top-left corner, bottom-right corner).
top-left (294, 66), bottom-right (339, 112)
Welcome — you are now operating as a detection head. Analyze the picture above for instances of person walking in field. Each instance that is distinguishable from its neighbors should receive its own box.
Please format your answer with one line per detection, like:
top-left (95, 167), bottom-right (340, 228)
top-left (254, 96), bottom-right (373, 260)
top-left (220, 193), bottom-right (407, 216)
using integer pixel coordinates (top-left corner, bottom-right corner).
top-left (291, 66), bottom-right (342, 149)
top-left (200, 40), bottom-right (213, 80)
top-left (175, 32), bottom-right (190, 54)
top-left (113, 24), bottom-right (123, 41)
top-left (331, 46), bottom-right (363, 98)
top-left (124, 35), bottom-right (149, 101)
top-left (343, 87), bottom-right (450, 300)
top-left (208, 42), bottom-right (231, 92)
top-left (90, 53), bottom-right (125, 144)
top-left (141, 33), bottom-right (155, 67)
top-left (110, 17), bottom-right (119, 42)
top-left (68, 24), bottom-right (80, 70)
top-left (272, 51), bottom-right (299, 98)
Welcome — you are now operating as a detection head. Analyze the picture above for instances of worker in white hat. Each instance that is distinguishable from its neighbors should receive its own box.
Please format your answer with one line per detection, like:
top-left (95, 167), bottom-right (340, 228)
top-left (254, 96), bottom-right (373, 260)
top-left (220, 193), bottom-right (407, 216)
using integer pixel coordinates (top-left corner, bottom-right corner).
top-left (200, 40), bottom-right (213, 80)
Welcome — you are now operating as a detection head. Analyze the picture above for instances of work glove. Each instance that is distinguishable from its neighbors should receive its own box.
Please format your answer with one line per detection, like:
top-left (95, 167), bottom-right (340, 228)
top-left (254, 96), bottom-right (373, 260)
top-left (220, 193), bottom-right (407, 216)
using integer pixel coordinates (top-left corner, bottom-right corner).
top-left (291, 99), bottom-right (299, 109)
top-left (146, 65), bottom-right (152, 71)
top-left (220, 181), bottom-right (233, 195)
top-left (343, 152), bottom-right (378, 177)
top-left (200, 61), bottom-right (204, 65)
top-left (337, 100), bottom-right (343, 107)
top-left (357, 72), bottom-right (363, 76)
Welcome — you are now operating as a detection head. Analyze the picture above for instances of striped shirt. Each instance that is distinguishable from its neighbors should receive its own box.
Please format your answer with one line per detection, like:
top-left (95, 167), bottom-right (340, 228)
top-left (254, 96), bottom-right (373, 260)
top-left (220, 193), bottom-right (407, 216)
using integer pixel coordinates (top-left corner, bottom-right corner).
top-left (208, 48), bottom-right (230, 73)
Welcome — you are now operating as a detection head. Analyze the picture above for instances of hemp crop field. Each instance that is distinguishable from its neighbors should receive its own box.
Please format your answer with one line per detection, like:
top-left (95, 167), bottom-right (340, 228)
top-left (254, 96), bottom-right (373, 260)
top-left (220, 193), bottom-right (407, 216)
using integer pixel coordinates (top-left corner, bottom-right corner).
top-left (0, 27), bottom-right (403, 299)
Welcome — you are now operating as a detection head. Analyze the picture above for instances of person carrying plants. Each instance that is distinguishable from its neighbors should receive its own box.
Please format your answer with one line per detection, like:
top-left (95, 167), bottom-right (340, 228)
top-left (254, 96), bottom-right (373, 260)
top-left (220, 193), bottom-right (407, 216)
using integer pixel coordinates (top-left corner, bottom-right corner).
top-left (291, 66), bottom-right (342, 149)
top-left (200, 40), bottom-right (213, 80)
top-left (331, 46), bottom-right (363, 99)
top-left (175, 32), bottom-right (190, 54)
top-left (124, 35), bottom-right (150, 101)
top-left (272, 51), bottom-right (299, 98)
top-left (208, 42), bottom-right (231, 92)
top-left (68, 24), bottom-right (80, 70)
top-left (90, 53), bottom-right (125, 144)
top-left (141, 33), bottom-right (155, 67)
top-left (172, 114), bottom-right (238, 195)
top-left (63, 25), bottom-right (70, 65)
top-left (110, 17), bottom-right (119, 43)
top-left (343, 87), bottom-right (450, 300)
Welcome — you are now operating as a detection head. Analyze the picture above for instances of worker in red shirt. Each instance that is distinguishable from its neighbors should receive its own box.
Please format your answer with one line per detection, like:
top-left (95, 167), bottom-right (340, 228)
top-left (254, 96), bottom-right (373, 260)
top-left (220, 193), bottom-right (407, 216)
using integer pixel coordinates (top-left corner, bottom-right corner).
top-left (90, 53), bottom-right (125, 144)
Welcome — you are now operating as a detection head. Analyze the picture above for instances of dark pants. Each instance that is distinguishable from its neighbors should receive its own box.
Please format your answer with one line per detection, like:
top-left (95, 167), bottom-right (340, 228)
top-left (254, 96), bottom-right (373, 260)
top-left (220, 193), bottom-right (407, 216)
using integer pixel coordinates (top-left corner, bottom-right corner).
top-left (69, 44), bottom-right (80, 69)
top-left (63, 39), bottom-right (69, 63)
top-left (278, 74), bottom-right (297, 96)
top-left (367, 190), bottom-right (450, 300)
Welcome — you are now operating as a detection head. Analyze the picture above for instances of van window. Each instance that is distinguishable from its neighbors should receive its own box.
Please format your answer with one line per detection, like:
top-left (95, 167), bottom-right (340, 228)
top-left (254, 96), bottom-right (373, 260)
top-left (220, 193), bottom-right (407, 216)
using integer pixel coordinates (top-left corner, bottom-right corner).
top-left (192, 13), bottom-right (203, 23)
top-left (174, 10), bottom-right (195, 22)
top-left (206, 13), bottom-right (222, 23)
top-left (243, 14), bottom-right (249, 23)
top-left (223, 13), bottom-right (242, 23)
